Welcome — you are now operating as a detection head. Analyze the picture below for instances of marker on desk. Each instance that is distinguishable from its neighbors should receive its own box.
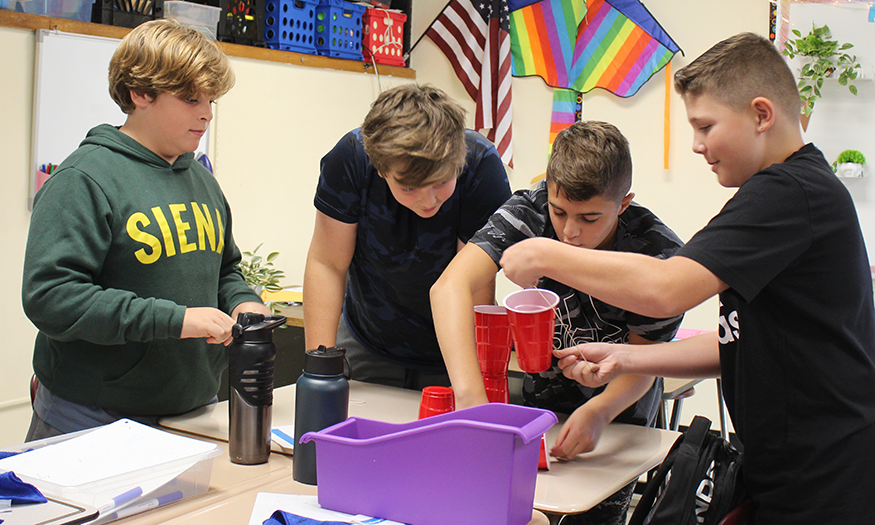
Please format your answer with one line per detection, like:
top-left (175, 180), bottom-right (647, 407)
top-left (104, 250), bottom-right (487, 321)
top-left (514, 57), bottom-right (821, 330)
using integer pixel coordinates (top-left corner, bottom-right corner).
top-left (98, 486), bottom-right (143, 514)
top-left (104, 491), bottom-right (184, 520)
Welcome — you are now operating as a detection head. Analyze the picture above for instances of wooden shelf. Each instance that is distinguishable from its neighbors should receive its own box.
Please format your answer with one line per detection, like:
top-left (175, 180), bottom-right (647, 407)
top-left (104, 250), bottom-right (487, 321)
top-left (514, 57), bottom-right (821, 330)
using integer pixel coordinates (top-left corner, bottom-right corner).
top-left (0, 9), bottom-right (416, 79)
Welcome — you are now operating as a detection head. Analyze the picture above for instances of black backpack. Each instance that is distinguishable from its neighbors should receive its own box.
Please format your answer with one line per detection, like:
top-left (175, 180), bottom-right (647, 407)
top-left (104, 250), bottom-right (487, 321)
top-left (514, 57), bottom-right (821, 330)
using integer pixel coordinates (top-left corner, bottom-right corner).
top-left (630, 415), bottom-right (746, 525)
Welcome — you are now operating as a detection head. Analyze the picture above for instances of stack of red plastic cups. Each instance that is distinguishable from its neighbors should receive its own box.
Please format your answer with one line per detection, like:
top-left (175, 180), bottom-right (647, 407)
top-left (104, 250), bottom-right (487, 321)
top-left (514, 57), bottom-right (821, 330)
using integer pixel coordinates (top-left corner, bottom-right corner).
top-left (474, 305), bottom-right (514, 403)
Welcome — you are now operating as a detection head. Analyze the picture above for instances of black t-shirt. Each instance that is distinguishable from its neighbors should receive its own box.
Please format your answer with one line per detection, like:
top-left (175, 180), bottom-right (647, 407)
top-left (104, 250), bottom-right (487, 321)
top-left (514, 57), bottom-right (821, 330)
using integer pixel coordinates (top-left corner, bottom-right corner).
top-left (679, 143), bottom-right (875, 523)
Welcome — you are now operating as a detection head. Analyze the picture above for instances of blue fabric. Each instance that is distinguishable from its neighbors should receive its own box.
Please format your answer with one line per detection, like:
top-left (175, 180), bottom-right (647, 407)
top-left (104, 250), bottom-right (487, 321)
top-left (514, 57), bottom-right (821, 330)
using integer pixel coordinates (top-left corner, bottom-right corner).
top-left (0, 472), bottom-right (47, 505)
top-left (263, 510), bottom-right (349, 525)
top-left (0, 452), bottom-right (20, 460)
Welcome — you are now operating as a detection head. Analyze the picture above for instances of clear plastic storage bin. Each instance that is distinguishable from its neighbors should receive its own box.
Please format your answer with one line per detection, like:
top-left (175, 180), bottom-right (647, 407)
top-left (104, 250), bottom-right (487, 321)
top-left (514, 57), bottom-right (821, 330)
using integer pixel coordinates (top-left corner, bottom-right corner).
top-left (0, 420), bottom-right (221, 512)
top-left (164, 0), bottom-right (222, 38)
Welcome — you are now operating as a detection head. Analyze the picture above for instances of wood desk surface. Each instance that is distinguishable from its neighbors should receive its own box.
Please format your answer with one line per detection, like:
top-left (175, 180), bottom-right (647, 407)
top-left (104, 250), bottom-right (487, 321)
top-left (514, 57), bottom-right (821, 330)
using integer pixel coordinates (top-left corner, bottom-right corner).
top-left (275, 304), bottom-right (304, 328)
top-left (161, 381), bottom-right (679, 515)
top-left (117, 472), bottom-right (548, 525)
top-left (112, 439), bottom-right (313, 525)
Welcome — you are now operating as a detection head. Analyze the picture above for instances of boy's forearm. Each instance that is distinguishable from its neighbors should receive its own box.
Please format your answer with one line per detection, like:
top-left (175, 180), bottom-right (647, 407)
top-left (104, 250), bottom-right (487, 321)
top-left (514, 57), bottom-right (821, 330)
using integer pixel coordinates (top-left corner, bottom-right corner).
top-left (504, 239), bottom-right (717, 318)
top-left (586, 374), bottom-right (656, 422)
top-left (303, 262), bottom-right (346, 350)
top-left (623, 333), bottom-right (722, 378)
top-left (541, 241), bottom-right (676, 315)
top-left (431, 275), bottom-right (489, 408)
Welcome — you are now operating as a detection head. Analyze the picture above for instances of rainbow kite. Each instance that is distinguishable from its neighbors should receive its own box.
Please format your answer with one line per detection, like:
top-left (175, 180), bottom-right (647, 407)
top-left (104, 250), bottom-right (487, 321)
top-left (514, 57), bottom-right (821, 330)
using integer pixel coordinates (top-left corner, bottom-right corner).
top-left (508, 0), bottom-right (681, 153)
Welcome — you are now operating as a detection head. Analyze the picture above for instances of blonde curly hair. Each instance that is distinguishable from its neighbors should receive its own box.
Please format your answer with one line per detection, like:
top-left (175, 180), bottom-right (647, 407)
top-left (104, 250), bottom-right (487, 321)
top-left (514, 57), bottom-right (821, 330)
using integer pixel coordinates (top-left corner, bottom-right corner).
top-left (109, 19), bottom-right (235, 114)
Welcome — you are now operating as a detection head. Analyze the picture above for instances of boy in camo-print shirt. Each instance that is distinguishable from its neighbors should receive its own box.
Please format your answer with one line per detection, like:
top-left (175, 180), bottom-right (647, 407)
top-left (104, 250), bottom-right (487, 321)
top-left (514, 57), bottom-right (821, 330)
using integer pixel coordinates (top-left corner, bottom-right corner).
top-left (431, 120), bottom-right (683, 525)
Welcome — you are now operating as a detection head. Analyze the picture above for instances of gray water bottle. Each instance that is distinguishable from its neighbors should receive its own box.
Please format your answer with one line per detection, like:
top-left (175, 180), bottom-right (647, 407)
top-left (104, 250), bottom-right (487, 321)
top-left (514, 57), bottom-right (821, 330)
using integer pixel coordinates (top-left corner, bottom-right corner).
top-left (293, 345), bottom-right (349, 485)
top-left (228, 313), bottom-right (286, 465)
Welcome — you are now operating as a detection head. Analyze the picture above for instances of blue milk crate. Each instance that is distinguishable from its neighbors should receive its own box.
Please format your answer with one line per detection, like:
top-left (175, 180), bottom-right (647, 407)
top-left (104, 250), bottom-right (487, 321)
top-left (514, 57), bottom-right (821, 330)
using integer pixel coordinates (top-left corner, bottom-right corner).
top-left (314, 0), bottom-right (364, 61)
top-left (263, 0), bottom-right (317, 54)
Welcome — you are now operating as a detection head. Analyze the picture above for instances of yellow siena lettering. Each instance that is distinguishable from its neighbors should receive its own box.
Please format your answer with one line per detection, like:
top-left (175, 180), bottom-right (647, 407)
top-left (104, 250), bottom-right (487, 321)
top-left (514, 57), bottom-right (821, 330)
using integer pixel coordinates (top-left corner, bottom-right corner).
top-left (128, 203), bottom-right (224, 264)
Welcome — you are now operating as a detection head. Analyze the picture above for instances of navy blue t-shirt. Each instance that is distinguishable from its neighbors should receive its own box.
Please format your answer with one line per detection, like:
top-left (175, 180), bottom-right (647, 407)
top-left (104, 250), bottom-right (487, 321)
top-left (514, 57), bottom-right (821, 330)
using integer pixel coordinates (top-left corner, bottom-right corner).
top-left (315, 129), bottom-right (511, 369)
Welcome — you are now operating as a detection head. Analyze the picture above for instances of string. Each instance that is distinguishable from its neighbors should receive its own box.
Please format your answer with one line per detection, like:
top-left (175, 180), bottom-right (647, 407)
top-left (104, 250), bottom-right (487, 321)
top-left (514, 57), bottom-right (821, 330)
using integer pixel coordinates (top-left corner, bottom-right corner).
top-left (526, 285), bottom-right (594, 376)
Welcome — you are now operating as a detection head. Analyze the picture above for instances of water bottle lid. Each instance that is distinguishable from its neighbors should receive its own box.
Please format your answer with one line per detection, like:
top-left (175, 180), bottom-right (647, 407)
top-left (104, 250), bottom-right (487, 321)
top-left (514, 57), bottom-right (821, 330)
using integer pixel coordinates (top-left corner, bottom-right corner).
top-left (232, 313), bottom-right (287, 342)
top-left (304, 345), bottom-right (346, 376)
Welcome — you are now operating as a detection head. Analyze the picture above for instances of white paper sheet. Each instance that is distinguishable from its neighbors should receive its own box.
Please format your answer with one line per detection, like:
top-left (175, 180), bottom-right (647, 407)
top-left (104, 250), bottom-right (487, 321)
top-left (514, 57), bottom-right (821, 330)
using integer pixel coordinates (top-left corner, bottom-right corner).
top-left (0, 419), bottom-right (217, 486)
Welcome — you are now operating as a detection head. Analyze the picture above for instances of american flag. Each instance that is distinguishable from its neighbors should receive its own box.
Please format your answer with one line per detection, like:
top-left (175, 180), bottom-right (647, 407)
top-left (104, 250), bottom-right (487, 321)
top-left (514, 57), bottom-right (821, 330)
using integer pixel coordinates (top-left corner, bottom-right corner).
top-left (426, 0), bottom-right (513, 168)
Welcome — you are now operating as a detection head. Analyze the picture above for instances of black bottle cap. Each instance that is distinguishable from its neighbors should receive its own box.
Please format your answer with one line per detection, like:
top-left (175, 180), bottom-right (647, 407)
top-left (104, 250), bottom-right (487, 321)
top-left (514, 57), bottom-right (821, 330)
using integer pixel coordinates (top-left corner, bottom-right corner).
top-left (232, 314), bottom-right (287, 342)
top-left (304, 345), bottom-right (346, 376)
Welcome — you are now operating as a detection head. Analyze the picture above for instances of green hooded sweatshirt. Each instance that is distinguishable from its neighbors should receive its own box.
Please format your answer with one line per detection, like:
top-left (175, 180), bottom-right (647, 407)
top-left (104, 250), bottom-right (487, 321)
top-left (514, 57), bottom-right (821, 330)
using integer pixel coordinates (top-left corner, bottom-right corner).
top-left (23, 124), bottom-right (261, 416)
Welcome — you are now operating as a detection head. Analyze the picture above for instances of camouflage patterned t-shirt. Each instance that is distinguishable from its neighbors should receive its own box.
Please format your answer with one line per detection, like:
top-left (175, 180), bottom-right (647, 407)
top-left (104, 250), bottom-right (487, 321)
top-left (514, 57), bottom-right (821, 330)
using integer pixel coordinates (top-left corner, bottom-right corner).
top-left (471, 180), bottom-right (684, 425)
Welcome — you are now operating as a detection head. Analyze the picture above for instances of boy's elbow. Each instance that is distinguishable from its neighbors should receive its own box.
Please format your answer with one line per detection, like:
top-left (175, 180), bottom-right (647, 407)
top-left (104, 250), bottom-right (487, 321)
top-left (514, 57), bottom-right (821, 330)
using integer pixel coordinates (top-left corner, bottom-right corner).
top-left (430, 273), bottom-right (452, 307)
top-left (22, 286), bottom-right (47, 324)
top-left (430, 268), bottom-right (476, 310)
top-left (633, 278), bottom-right (690, 318)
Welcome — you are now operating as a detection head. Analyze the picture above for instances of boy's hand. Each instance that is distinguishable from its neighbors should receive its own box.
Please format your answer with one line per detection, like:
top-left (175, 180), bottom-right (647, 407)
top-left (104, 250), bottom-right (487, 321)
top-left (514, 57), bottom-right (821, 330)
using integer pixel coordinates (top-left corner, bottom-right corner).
top-left (550, 403), bottom-right (611, 460)
top-left (182, 307), bottom-right (236, 345)
top-left (555, 343), bottom-right (626, 387)
top-left (231, 301), bottom-right (272, 320)
top-left (499, 238), bottom-right (552, 288)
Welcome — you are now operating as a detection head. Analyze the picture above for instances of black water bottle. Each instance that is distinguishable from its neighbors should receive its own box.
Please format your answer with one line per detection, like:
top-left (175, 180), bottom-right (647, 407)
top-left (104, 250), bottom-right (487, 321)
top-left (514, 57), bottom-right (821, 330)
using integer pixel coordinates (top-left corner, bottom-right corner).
top-left (293, 345), bottom-right (349, 485)
top-left (228, 312), bottom-right (286, 465)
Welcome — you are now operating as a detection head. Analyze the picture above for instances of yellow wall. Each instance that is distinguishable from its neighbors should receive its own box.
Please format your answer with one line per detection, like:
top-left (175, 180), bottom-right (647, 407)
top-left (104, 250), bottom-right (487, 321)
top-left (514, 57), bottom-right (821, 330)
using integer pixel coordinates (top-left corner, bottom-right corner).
top-left (0, 0), bottom-right (768, 445)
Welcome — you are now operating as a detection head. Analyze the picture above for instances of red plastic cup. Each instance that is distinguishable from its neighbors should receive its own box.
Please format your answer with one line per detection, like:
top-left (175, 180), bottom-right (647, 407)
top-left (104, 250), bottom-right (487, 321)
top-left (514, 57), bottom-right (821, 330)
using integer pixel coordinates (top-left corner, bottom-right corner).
top-left (482, 374), bottom-right (509, 404)
top-left (504, 289), bottom-right (559, 373)
top-left (538, 434), bottom-right (550, 470)
top-left (474, 305), bottom-right (513, 376)
top-left (418, 386), bottom-right (455, 419)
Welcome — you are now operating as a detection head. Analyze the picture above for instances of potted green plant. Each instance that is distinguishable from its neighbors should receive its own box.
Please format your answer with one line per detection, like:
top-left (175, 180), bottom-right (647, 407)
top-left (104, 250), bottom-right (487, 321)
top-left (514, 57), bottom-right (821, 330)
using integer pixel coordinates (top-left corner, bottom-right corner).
top-left (834, 149), bottom-right (866, 178)
top-left (782, 24), bottom-right (862, 131)
top-left (238, 243), bottom-right (286, 315)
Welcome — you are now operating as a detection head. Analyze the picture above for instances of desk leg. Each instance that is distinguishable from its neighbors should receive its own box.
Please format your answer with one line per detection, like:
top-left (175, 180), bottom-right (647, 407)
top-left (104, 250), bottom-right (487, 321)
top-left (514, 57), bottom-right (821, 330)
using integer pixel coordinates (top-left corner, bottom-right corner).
top-left (545, 512), bottom-right (563, 525)
top-left (716, 378), bottom-right (728, 441)
top-left (668, 398), bottom-right (685, 432)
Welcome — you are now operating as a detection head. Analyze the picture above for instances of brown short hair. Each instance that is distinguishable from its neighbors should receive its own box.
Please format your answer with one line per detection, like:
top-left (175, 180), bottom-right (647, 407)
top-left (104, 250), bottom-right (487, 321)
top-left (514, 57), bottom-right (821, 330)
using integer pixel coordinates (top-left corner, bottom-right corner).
top-left (361, 84), bottom-right (467, 187)
top-left (546, 121), bottom-right (632, 203)
top-left (674, 32), bottom-right (800, 121)
top-left (109, 19), bottom-right (235, 114)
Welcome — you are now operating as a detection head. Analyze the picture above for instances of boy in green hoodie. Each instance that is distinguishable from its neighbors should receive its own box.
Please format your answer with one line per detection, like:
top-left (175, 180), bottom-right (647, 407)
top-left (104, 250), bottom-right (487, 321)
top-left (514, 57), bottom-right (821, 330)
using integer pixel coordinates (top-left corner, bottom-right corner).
top-left (22, 19), bottom-right (270, 441)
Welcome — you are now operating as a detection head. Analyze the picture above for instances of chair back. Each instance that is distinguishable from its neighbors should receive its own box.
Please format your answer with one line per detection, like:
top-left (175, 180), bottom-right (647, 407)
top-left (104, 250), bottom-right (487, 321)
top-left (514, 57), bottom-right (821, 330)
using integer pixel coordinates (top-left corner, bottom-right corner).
top-left (717, 499), bottom-right (752, 525)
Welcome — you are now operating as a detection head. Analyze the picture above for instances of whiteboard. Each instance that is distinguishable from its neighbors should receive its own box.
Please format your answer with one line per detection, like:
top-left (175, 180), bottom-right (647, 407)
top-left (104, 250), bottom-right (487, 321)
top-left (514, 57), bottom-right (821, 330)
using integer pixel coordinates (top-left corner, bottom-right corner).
top-left (30, 29), bottom-right (209, 208)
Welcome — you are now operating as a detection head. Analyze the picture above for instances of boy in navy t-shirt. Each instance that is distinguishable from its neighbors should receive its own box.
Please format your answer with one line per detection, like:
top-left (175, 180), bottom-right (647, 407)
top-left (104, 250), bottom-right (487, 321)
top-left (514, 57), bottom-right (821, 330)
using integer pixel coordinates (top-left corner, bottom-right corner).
top-left (303, 84), bottom-right (510, 389)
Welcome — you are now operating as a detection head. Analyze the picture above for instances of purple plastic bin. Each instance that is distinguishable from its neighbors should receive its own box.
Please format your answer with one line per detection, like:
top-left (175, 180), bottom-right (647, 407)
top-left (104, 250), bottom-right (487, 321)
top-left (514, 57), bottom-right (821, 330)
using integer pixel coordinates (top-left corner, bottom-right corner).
top-left (300, 403), bottom-right (557, 525)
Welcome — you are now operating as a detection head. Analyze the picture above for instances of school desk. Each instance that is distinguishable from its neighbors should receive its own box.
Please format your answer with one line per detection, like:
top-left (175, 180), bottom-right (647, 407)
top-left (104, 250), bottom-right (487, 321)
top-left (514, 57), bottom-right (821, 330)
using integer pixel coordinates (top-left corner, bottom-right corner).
top-left (159, 380), bottom-right (680, 517)
top-left (112, 458), bottom-right (549, 525)
top-left (276, 303), bottom-right (304, 328)
top-left (509, 351), bottom-right (705, 432)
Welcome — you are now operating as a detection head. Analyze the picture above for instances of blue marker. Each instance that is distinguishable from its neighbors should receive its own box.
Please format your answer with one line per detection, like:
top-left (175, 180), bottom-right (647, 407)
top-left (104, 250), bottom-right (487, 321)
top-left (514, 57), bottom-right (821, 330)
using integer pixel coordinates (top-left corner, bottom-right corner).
top-left (104, 491), bottom-right (184, 520)
top-left (98, 486), bottom-right (143, 514)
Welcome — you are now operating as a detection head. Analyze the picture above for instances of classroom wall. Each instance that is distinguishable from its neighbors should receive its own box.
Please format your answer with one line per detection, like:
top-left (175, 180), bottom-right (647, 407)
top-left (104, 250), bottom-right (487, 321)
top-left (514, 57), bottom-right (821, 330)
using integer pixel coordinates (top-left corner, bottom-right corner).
top-left (788, 2), bottom-right (875, 258)
top-left (0, 0), bottom-right (773, 446)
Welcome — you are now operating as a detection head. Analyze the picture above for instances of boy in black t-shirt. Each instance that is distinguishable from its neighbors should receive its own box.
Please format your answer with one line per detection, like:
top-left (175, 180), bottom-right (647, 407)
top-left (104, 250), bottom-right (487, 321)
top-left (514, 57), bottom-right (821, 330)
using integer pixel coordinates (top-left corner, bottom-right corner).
top-left (499, 33), bottom-right (875, 524)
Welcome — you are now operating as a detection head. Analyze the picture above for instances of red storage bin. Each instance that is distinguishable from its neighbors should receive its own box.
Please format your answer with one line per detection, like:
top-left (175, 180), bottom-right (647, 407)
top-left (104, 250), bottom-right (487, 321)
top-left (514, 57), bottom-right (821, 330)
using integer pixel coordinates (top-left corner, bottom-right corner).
top-left (362, 7), bottom-right (406, 67)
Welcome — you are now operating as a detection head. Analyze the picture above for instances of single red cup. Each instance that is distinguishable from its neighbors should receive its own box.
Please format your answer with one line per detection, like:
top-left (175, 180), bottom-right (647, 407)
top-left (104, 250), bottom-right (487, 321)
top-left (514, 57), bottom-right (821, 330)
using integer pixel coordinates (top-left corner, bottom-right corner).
top-left (504, 289), bottom-right (559, 373)
top-left (538, 434), bottom-right (550, 470)
top-left (482, 374), bottom-right (509, 404)
top-left (474, 305), bottom-right (513, 376)
top-left (418, 386), bottom-right (455, 419)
